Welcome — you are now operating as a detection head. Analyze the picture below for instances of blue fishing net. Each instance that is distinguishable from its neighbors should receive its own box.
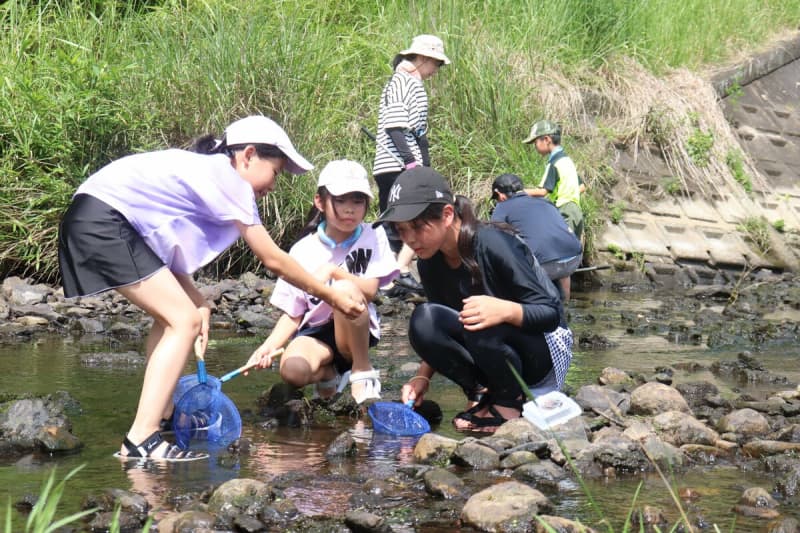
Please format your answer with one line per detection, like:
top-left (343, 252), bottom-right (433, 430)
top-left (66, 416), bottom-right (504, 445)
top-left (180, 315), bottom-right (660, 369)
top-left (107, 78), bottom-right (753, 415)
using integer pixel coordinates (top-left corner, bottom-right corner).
top-left (172, 374), bottom-right (242, 449)
top-left (368, 401), bottom-right (430, 436)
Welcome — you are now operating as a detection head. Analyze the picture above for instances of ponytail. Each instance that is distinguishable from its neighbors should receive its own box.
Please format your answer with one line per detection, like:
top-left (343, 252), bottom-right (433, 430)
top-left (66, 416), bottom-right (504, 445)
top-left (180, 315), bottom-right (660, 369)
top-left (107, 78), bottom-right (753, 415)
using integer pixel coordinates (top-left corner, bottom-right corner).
top-left (454, 195), bottom-right (483, 292)
top-left (190, 133), bottom-right (287, 160)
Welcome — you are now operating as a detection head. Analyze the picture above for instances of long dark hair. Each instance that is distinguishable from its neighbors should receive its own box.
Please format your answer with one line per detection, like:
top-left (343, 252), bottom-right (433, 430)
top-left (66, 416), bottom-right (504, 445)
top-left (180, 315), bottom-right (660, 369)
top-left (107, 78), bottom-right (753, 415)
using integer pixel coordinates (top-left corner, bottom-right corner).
top-left (191, 133), bottom-right (286, 160)
top-left (391, 53), bottom-right (417, 69)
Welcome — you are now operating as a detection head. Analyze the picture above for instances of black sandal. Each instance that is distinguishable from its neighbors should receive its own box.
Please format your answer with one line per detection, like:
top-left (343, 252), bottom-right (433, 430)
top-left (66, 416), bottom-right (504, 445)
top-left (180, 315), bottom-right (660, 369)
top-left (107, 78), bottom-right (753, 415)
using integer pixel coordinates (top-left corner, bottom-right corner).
top-left (453, 399), bottom-right (522, 434)
top-left (114, 431), bottom-right (208, 462)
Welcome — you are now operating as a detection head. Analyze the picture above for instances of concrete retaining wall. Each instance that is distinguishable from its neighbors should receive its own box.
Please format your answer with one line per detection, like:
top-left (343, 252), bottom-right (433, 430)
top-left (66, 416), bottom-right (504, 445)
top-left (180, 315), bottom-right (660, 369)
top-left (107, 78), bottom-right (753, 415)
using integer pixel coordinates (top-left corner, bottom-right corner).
top-left (596, 33), bottom-right (800, 278)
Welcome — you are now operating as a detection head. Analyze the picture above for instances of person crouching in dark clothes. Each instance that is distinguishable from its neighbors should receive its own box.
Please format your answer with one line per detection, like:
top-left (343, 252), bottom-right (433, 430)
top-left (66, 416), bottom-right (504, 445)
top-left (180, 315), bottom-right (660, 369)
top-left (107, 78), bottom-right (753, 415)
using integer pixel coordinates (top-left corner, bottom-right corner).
top-left (374, 167), bottom-right (574, 433)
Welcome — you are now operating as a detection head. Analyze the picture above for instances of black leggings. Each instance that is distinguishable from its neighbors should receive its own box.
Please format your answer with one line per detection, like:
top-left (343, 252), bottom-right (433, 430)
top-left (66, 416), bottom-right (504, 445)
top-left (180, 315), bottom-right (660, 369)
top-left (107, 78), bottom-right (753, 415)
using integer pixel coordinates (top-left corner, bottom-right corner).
top-left (375, 171), bottom-right (403, 253)
top-left (408, 302), bottom-right (553, 408)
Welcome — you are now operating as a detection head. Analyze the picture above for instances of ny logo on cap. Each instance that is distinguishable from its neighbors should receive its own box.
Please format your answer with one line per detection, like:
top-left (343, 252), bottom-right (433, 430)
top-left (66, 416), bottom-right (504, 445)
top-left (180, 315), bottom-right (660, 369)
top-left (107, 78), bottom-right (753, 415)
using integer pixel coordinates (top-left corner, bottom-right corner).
top-left (389, 183), bottom-right (402, 203)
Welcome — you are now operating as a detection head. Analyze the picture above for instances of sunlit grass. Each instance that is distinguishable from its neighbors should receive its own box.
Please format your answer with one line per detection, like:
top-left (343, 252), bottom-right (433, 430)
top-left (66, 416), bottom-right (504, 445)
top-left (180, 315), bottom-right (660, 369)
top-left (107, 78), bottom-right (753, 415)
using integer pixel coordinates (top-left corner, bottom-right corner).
top-left (2, 0), bottom-right (799, 280)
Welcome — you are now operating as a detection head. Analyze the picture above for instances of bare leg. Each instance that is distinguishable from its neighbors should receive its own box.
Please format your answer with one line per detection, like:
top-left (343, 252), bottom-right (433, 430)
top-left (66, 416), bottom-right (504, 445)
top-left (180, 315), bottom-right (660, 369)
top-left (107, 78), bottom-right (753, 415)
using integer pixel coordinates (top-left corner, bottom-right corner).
top-left (116, 269), bottom-right (202, 457)
top-left (279, 336), bottom-right (336, 389)
top-left (331, 279), bottom-right (374, 401)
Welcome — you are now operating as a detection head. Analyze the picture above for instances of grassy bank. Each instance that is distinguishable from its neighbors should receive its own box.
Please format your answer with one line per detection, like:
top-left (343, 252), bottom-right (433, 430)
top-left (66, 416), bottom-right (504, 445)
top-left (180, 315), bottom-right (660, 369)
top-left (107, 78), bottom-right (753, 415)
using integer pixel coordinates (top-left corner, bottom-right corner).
top-left (2, 0), bottom-right (799, 281)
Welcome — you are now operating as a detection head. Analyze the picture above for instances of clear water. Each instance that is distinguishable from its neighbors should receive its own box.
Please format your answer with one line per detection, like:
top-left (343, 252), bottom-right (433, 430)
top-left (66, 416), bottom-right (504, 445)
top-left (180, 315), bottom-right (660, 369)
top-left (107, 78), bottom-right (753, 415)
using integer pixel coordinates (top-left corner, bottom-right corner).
top-left (1, 288), bottom-right (799, 529)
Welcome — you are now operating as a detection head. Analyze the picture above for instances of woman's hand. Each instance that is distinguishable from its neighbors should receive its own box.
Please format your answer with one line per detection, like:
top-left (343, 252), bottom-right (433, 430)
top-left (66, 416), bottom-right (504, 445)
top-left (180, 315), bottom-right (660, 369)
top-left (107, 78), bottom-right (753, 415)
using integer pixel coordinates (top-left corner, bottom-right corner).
top-left (459, 295), bottom-right (519, 331)
top-left (401, 376), bottom-right (430, 407)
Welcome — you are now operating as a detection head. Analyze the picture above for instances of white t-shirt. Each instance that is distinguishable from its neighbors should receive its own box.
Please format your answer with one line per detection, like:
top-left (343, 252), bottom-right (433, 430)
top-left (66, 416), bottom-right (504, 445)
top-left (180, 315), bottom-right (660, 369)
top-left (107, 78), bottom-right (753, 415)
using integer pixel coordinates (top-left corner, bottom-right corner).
top-left (77, 149), bottom-right (259, 274)
top-left (270, 223), bottom-right (399, 338)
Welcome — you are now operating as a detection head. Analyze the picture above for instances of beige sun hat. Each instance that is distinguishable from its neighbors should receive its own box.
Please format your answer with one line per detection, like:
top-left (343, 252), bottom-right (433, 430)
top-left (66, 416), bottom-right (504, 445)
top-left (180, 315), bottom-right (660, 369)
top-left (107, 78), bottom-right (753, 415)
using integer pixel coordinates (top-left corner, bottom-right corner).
top-left (399, 34), bottom-right (451, 65)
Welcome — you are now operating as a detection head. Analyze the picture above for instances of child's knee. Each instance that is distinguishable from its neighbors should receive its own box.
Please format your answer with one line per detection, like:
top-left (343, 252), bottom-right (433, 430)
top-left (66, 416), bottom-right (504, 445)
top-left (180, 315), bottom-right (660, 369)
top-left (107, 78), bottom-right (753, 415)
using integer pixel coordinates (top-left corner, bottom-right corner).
top-left (280, 356), bottom-right (312, 387)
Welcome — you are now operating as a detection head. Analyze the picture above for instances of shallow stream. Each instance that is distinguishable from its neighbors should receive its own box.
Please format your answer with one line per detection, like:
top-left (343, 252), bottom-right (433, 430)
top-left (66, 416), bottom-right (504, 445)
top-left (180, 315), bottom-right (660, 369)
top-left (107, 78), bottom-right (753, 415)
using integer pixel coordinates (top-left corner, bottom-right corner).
top-left (2, 287), bottom-right (799, 530)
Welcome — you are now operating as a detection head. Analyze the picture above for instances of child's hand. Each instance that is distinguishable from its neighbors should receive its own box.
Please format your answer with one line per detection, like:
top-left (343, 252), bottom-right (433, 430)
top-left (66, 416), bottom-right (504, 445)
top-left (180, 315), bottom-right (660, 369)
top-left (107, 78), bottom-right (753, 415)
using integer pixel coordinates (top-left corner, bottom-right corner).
top-left (401, 376), bottom-right (429, 407)
top-left (332, 291), bottom-right (365, 320)
top-left (246, 344), bottom-right (281, 373)
top-left (459, 295), bottom-right (511, 331)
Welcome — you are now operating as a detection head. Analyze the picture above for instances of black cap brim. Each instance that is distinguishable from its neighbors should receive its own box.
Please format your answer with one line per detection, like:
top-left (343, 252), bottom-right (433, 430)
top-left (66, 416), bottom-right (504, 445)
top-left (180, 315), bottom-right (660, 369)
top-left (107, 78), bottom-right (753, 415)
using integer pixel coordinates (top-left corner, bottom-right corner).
top-left (372, 203), bottom-right (431, 227)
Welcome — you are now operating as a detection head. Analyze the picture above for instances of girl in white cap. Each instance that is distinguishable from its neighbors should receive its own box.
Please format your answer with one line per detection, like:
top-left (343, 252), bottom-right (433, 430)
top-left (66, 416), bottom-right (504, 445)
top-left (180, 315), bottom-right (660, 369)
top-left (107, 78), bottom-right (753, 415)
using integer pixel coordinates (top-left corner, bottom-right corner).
top-left (58, 116), bottom-right (365, 461)
top-left (246, 160), bottom-right (399, 404)
top-left (372, 34), bottom-right (450, 297)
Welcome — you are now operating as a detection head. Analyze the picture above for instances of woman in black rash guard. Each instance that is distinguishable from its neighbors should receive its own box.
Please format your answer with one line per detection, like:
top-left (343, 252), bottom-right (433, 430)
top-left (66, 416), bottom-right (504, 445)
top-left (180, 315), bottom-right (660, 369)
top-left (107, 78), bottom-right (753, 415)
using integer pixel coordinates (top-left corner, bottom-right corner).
top-left (374, 167), bottom-right (574, 432)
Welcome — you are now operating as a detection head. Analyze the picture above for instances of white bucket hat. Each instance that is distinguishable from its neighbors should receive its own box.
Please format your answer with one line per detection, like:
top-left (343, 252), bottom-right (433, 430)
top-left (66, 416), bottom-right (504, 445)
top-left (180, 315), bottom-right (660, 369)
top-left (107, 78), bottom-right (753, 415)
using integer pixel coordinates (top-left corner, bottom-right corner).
top-left (399, 34), bottom-right (450, 65)
top-left (317, 159), bottom-right (374, 199)
top-left (223, 115), bottom-right (313, 175)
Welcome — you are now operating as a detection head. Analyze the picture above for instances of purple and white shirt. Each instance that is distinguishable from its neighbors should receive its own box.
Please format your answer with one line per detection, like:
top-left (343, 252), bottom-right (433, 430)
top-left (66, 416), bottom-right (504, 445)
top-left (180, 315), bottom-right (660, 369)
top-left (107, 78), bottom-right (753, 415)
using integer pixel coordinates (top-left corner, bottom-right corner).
top-left (270, 223), bottom-right (399, 339)
top-left (76, 149), bottom-right (259, 274)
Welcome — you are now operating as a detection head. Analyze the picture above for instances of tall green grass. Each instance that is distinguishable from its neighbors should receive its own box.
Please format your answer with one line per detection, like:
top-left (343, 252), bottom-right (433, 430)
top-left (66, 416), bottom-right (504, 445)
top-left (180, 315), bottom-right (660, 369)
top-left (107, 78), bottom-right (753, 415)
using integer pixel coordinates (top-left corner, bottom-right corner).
top-left (2, 0), bottom-right (799, 280)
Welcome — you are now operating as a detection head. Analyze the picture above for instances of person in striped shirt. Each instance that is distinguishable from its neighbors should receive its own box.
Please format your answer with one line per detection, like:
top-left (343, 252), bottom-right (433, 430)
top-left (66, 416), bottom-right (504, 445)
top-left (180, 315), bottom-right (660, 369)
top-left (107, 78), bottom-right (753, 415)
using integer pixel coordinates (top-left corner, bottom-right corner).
top-left (372, 34), bottom-right (450, 296)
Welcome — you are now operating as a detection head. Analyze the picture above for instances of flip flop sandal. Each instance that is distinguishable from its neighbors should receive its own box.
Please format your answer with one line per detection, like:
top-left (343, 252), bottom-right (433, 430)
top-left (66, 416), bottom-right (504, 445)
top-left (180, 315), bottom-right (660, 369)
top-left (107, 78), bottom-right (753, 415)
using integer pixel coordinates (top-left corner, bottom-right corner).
top-left (452, 405), bottom-right (512, 433)
top-left (113, 430), bottom-right (208, 462)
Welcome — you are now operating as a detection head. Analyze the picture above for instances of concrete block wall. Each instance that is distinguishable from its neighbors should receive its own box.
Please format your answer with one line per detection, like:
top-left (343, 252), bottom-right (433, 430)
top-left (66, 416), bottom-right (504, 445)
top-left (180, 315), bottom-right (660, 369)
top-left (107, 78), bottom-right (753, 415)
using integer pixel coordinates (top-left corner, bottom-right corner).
top-left (597, 40), bottom-right (800, 275)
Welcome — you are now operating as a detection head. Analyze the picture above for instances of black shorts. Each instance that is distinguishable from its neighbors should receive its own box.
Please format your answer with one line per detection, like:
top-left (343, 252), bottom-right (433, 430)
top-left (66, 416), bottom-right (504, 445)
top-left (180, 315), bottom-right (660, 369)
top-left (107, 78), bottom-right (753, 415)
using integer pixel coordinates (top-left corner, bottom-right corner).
top-left (296, 321), bottom-right (379, 376)
top-left (58, 194), bottom-right (165, 297)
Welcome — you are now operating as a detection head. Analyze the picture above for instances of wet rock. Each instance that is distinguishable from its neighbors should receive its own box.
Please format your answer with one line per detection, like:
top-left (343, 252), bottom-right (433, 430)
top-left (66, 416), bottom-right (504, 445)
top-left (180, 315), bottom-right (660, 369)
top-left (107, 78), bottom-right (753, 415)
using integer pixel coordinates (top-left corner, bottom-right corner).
top-left (325, 431), bottom-right (358, 459)
top-left (235, 309), bottom-right (276, 329)
top-left (674, 381), bottom-right (720, 409)
top-left (0, 396), bottom-right (80, 453)
top-left (771, 424), bottom-right (800, 442)
top-left (422, 467), bottom-right (465, 499)
top-left (774, 463), bottom-right (800, 497)
top-left (574, 435), bottom-right (650, 475)
top-left (452, 439), bottom-right (500, 470)
top-left (767, 517), bottom-right (800, 533)
top-left (167, 510), bottom-right (217, 532)
top-left (575, 384), bottom-right (630, 415)
top-left (82, 488), bottom-right (149, 522)
top-left (651, 411), bottom-right (719, 446)
top-left (79, 350), bottom-right (144, 368)
top-left (535, 515), bottom-right (598, 532)
top-left (233, 513), bottom-right (267, 532)
top-left (76, 317), bottom-right (106, 334)
top-left (640, 435), bottom-right (684, 468)
top-left (511, 460), bottom-right (568, 491)
top-left (630, 505), bottom-right (669, 531)
top-left (717, 408), bottom-right (770, 437)
top-left (629, 382), bottom-right (690, 415)
top-left (14, 315), bottom-right (49, 327)
top-left (344, 509), bottom-right (392, 533)
top-left (744, 440), bottom-right (800, 458)
top-left (733, 487), bottom-right (780, 519)
top-left (598, 367), bottom-right (633, 387)
top-left (500, 450), bottom-right (538, 469)
top-left (461, 481), bottom-right (551, 532)
top-left (2, 276), bottom-right (51, 305)
top-left (679, 444), bottom-right (732, 464)
top-left (10, 303), bottom-right (64, 324)
top-left (108, 321), bottom-right (142, 337)
top-left (493, 417), bottom-right (550, 445)
top-left (413, 433), bottom-right (458, 465)
top-left (207, 478), bottom-right (273, 525)
top-left (88, 510), bottom-right (144, 532)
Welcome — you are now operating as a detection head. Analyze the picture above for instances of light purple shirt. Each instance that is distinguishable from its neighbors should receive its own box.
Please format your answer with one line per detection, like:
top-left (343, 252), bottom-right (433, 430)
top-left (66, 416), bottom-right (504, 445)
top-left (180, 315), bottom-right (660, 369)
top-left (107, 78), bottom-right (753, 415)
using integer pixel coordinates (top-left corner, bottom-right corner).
top-left (270, 223), bottom-right (399, 339)
top-left (77, 149), bottom-right (260, 274)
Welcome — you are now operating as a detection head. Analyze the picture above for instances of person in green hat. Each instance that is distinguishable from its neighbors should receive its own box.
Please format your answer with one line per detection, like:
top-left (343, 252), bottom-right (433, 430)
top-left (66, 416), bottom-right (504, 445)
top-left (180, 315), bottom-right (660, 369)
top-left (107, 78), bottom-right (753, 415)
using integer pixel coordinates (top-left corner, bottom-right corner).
top-left (522, 120), bottom-right (584, 240)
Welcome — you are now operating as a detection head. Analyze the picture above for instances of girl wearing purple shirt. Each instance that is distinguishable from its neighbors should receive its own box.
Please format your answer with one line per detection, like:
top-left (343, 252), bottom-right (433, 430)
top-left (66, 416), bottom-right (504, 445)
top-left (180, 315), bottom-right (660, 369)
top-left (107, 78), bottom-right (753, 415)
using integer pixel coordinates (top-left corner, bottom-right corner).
top-left (58, 116), bottom-right (365, 461)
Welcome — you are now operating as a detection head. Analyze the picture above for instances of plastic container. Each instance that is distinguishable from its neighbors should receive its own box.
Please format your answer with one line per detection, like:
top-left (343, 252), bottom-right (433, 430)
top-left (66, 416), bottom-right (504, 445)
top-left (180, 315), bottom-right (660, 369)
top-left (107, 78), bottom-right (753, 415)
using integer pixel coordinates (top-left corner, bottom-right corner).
top-left (521, 391), bottom-right (583, 430)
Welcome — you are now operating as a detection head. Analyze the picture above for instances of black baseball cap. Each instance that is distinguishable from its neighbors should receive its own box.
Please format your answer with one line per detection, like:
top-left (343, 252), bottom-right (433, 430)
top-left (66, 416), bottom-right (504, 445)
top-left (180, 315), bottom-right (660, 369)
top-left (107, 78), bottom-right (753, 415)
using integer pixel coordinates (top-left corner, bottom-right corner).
top-left (491, 173), bottom-right (523, 200)
top-left (374, 167), bottom-right (453, 226)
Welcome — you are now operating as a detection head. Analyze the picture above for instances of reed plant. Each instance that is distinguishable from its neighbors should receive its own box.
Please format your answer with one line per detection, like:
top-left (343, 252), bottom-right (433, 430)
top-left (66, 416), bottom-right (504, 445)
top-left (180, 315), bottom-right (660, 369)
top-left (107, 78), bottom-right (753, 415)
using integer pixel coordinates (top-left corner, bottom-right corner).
top-left (2, 0), bottom-right (799, 281)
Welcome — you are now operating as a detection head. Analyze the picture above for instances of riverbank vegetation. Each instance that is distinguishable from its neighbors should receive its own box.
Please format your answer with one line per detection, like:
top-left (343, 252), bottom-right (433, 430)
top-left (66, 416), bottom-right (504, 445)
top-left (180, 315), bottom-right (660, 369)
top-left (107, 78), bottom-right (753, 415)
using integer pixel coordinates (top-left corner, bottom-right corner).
top-left (2, 0), bottom-right (799, 281)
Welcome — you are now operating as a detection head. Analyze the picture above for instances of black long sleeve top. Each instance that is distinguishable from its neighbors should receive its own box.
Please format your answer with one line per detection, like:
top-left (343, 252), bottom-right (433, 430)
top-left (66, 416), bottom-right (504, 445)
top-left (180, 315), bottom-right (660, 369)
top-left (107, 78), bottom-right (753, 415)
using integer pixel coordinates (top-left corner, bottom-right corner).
top-left (417, 225), bottom-right (565, 332)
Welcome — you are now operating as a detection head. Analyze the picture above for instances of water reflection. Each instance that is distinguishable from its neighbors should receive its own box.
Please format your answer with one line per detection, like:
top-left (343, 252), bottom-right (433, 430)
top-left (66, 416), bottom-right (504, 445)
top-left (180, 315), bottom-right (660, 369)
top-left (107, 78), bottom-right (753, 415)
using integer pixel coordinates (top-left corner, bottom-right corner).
top-left (2, 287), bottom-right (800, 527)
